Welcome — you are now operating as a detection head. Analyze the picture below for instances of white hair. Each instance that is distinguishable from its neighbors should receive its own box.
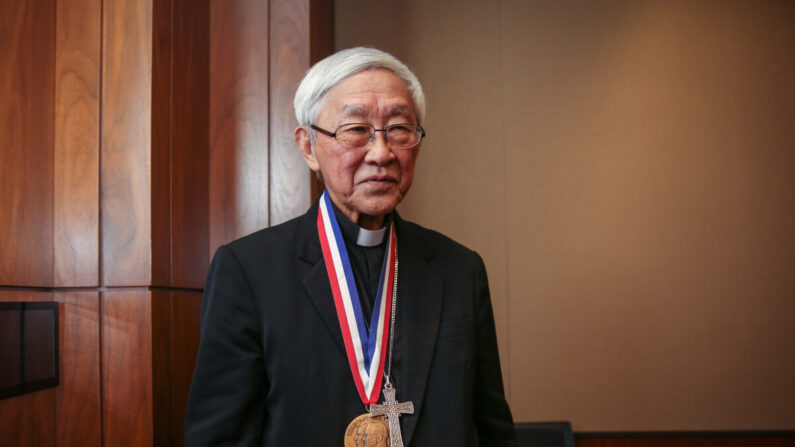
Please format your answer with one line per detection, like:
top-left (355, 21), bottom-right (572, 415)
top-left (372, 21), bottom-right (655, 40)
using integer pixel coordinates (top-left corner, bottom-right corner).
top-left (293, 47), bottom-right (426, 128)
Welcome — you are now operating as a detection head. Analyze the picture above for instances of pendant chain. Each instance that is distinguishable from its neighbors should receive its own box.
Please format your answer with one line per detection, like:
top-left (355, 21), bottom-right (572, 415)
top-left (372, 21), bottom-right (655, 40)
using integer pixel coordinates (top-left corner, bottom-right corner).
top-left (384, 245), bottom-right (398, 382)
top-left (364, 239), bottom-right (399, 412)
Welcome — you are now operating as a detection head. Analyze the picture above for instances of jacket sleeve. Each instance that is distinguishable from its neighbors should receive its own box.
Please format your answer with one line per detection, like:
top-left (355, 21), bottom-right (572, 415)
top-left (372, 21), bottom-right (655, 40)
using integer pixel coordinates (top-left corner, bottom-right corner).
top-left (473, 252), bottom-right (517, 446)
top-left (185, 245), bottom-right (267, 446)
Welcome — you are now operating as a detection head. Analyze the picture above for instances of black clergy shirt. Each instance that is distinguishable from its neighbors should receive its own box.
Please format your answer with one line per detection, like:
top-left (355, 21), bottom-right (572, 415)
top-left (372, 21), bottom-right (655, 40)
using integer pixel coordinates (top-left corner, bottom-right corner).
top-left (330, 204), bottom-right (390, 321)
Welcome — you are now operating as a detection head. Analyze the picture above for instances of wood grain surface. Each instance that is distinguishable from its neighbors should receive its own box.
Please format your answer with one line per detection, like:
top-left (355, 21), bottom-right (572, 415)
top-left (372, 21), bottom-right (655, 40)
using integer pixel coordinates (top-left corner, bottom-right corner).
top-left (307, 0), bottom-right (333, 202)
top-left (0, 0), bottom-right (325, 445)
top-left (54, 291), bottom-right (102, 446)
top-left (150, 0), bottom-right (173, 288)
top-left (101, 0), bottom-right (153, 286)
top-left (0, 0), bottom-right (55, 287)
top-left (54, 0), bottom-right (101, 287)
top-left (209, 0), bottom-right (271, 252)
top-left (151, 290), bottom-right (172, 447)
top-left (309, 0), bottom-right (334, 65)
top-left (102, 290), bottom-right (153, 446)
top-left (169, 291), bottom-right (202, 447)
top-left (269, 0), bottom-right (312, 225)
top-left (171, 0), bottom-right (210, 288)
top-left (0, 389), bottom-right (56, 447)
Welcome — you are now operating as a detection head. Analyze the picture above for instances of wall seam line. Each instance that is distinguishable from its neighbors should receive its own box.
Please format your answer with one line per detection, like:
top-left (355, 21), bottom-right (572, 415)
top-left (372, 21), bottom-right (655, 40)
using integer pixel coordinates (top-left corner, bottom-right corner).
top-left (98, 0), bottom-right (106, 443)
top-left (496, 0), bottom-right (513, 408)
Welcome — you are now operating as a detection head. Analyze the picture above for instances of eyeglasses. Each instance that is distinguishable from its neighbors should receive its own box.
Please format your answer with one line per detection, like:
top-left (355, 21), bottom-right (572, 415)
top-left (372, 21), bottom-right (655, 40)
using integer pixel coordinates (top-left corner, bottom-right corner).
top-left (310, 123), bottom-right (426, 150)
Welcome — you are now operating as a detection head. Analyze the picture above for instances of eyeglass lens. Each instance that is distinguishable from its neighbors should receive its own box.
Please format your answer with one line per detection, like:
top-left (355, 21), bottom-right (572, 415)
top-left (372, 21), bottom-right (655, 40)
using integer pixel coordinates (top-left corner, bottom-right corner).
top-left (336, 124), bottom-right (420, 149)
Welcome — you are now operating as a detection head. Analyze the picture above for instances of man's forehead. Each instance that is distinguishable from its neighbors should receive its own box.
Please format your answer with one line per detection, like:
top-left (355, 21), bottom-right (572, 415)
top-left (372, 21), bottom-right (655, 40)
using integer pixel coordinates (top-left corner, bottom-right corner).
top-left (339, 104), bottom-right (413, 118)
top-left (318, 69), bottom-right (417, 121)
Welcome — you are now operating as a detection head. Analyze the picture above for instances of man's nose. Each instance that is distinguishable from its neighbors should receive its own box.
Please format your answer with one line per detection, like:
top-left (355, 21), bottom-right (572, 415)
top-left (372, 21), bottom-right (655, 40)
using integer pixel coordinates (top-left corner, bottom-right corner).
top-left (365, 130), bottom-right (395, 164)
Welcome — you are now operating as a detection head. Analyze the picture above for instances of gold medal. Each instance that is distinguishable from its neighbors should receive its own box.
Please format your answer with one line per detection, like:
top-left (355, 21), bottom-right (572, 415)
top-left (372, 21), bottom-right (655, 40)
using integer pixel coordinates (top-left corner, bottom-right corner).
top-left (344, 413), bottom-right (389, 447)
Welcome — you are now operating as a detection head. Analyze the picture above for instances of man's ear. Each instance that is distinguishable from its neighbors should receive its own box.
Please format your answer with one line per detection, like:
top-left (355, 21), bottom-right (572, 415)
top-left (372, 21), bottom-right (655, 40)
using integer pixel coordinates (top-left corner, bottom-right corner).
top-left (295, 126), bottom-right (320, 172)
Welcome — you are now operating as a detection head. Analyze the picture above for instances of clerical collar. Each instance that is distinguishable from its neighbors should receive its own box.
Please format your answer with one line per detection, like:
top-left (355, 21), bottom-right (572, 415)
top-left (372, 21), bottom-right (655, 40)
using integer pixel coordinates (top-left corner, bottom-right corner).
top-left (356, 226), bottom-right (386, 247)
top-left (330, 202), bottom-right (390, 247)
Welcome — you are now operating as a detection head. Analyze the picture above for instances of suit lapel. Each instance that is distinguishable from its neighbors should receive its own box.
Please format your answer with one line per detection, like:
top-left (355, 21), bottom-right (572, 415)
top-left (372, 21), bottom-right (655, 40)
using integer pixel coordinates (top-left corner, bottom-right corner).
top-left (394, 215), bottom-right (443, 446)
top-left (299, 203), bottom-right (346, 354)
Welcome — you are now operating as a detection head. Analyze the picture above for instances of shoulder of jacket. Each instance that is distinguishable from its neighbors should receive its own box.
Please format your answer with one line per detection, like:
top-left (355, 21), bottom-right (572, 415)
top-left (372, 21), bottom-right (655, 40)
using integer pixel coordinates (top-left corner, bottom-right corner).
top-left (221, 212), bottom-right (309, 261)
top-left (397, 218), bottom-right (479, 261)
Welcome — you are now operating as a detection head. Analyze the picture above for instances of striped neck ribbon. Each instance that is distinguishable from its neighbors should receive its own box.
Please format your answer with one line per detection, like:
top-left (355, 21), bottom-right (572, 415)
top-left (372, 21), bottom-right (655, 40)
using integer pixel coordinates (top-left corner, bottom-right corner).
top-left (316, 190), bottom-right (396, 405)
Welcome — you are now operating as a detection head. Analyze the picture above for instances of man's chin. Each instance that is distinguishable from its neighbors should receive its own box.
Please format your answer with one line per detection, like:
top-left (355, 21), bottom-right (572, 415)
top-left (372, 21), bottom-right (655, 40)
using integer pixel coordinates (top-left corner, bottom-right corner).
top-left (359, 180), bottom-right (399, 194)
top-left (356, 196), bottom-right (401, 218)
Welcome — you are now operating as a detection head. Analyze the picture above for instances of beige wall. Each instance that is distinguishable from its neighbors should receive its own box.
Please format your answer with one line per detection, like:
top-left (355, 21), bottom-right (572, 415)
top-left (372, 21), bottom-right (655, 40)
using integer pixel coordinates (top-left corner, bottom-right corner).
top-left (336, 0), bottom-right (795, 432)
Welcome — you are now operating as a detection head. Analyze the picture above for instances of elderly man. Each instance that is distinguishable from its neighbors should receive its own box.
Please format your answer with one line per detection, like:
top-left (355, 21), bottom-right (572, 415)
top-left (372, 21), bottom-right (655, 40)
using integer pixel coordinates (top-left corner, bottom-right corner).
top-left (185, 47), bottom-right (515, 446)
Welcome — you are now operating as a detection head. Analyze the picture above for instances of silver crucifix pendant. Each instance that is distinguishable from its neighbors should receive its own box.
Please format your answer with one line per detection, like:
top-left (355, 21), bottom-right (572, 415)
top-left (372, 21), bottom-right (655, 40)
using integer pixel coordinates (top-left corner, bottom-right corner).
top-left (369, 380), bottom-right (414, 447)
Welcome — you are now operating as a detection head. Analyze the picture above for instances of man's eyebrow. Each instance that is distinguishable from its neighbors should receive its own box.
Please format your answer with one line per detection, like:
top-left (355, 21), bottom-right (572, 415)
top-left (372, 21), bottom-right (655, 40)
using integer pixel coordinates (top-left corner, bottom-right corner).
top-left (338, 104), bottom-right (415, 120)
top-left (388, 106), bottom-right (412, 118)
top-left (339, 104), bottom-right (368, 118)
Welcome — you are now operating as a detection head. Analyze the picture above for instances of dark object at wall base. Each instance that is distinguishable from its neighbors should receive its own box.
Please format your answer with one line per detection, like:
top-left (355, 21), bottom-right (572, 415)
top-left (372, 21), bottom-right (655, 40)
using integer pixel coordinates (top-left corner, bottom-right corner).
top-left (0, 301), bottom-right (59, 400)
top-left (515, 421), bottom-right (575, 447)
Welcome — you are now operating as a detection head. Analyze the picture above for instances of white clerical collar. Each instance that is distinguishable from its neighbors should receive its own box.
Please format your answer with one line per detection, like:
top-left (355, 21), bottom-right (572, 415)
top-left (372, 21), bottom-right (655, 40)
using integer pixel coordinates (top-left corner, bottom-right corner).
top-left (356, 226), bottom-right (386, 247)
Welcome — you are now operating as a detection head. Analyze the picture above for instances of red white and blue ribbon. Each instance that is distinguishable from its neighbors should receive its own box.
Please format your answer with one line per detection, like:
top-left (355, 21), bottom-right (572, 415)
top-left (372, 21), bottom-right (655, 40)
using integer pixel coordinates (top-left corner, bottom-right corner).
top-left (317, 190), bottom-right (396, 405)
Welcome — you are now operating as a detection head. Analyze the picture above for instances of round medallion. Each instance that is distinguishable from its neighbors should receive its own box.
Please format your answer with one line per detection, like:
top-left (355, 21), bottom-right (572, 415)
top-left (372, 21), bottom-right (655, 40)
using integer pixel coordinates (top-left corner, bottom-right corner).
top-left (344, 413), bottom-right (389, 447)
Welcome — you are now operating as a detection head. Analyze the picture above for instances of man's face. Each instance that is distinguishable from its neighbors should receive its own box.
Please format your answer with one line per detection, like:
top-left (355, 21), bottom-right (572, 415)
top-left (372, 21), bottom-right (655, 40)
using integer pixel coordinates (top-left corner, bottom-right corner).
top-left (296, 69), bottom-right (421, 226)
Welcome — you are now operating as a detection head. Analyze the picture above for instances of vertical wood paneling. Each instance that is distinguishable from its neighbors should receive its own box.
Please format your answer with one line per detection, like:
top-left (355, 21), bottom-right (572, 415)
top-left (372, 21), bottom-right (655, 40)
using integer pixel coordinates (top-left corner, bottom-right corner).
top-left (0, 0), bottom-right (324, 444)
top-left (0, 0), bottom-right (55, 287)
top-left (171, 0), bottom-right (210, 288)
top-left (209, 0), bottom-right (270, 252)
top-left (0, 245), bottom-right (97, 446)
top-left (269, 0), bottom-right (311, 225)
top-left (102, 290), bottom-right (153, 446)
top-left (308, 0), bottom-right (333, 202)
top-left (151, 0), bottom-right (173, 287)
top-left (54, 0), bottom-right (101, 287)
top-left (101, 0), bottom-right (153, 286)
top-left (54, 292), bottom-right (101, 446)
top-left (169, 291), bottom-right (202, 447)
top-left (0, 389), bottom-right (56, 447)
top-left (309, 0), bottom-right (334, 64)
top-left (151, 290), bottom-right (172, 447)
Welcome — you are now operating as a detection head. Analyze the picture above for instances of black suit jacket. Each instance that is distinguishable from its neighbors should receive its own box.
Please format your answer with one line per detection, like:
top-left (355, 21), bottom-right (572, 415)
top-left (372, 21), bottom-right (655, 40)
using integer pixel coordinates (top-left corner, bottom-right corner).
top-left (185, 202), bottom-right (515, 446)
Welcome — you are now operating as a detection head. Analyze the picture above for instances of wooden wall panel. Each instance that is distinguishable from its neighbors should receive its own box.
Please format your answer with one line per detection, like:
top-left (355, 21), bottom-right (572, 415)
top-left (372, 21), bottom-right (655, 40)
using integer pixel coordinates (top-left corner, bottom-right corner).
top-left (55, 291), bottom-right (101, 446)
top-left (308, 0), bottom-right (333, 202)
top-left (269, 0), bottom-right (312, 225)
top-left (309, 0), bottom-right (334, 64)
top-left (171, 0), bottom-right (210, 288)
top-left (0, 289), bottom-right (54, 303)
top-left (151, 290), bottom-right (172, 447)
top-left (0, 0), bottom-right (327, 445)
top-left (151, 0), bottom-right (173, 287)
top-left (169, 291), bottom-right (202, 447)
top-left (54, 0), bottom-right (101, 287)
top-left (209, 0), bottom-right (271, 252)
top-left (101, 0), bottom-right (153, 286)
top-left (102, 290), bottom-right (153, 446)
top-left (0, 0), bottom-right (55, 287)
top-left (0, 389), bottom-right (56, 447)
